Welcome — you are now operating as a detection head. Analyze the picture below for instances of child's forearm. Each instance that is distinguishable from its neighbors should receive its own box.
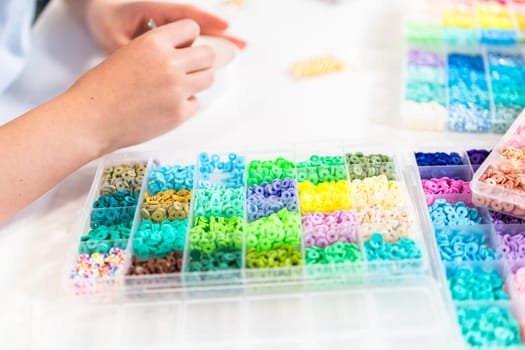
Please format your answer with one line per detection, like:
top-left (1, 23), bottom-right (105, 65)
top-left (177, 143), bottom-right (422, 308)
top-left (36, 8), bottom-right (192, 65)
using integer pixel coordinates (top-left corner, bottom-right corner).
top-left (0, 90), bottom-right (103, 222)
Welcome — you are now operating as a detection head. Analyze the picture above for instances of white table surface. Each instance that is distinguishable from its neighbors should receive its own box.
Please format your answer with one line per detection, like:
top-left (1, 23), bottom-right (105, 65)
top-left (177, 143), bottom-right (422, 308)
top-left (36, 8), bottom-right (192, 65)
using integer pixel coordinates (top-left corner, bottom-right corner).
top-left (0, 0), bottom-right (503, 349)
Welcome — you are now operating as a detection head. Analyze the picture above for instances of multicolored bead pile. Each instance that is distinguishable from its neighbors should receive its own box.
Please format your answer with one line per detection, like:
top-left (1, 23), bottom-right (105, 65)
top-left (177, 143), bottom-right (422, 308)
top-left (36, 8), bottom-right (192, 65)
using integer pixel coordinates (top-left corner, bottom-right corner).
top-left (72, 162), bottom-right (146, 282)
top-left (246, 157), bottom-right (302, 269)
top-left (187, 153), bottom-right (245, 273)
top-left (70, 247), bottom-right (127, 285)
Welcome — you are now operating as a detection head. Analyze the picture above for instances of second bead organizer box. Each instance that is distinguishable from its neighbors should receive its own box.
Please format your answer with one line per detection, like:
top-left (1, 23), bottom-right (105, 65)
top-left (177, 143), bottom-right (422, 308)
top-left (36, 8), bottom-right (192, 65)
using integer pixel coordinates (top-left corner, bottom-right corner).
top-left (472, 110), bottom-right (525, 218)
top-left (401, 44), bottom-right (525, 133)
top-left (66, 146), bottom-right (431, 298)
top-left (409, 145), bottom-right (525, 348)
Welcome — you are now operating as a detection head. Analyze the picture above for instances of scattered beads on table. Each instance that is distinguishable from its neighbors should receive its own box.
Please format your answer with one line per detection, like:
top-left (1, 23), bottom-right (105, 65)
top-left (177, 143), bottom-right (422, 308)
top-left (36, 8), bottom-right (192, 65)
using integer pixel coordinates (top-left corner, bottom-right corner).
top-left (364, 233), bottom-right (422, 261)
top-left (435, 230), bottom-right (497, 262)
top-left (447, 267), bottom-right (508, 301)
top-left (127, 251), bottom-right (183, 275)
top-left (415, 151), bottom-right (464, 166)
top-left (456, 305), bottom-right (521, 347)
top-left (429, 200), bottom-right (482, 227)
top-left (291, 55), bottom-right (346, 78)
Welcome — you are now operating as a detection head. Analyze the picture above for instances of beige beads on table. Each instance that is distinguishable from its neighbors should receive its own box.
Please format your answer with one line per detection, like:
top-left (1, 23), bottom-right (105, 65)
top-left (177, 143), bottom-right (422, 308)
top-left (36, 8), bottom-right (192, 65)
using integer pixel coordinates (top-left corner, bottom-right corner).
top-left (291, 55), bottom-right (346, 78)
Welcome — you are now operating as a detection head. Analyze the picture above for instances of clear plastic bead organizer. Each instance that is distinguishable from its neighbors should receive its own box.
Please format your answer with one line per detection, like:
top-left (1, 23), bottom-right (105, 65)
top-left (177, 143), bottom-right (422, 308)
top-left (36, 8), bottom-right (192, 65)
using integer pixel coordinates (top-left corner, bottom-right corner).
top-left (472, 109), bottom-right (525, 218)
top-left (401, 0), bottom-right (525, 134)
top-left (62, 143), bottom-right (525, 348)
top-left (401, 44), bottom-right (525, 134)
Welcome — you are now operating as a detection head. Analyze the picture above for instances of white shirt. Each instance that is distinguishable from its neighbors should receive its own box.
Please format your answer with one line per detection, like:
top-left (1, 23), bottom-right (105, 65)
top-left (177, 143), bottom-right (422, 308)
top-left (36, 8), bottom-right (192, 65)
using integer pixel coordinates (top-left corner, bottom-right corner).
top-left (0, 0), bottom-right (35, 94)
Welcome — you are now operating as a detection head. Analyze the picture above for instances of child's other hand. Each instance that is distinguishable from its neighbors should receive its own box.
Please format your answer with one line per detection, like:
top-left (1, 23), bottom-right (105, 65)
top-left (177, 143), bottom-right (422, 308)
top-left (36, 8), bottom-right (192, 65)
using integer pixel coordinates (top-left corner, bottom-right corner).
top-left (86, 1), bottom-right (246, 53)
top-left (66, 19), bottom-right (214, 154)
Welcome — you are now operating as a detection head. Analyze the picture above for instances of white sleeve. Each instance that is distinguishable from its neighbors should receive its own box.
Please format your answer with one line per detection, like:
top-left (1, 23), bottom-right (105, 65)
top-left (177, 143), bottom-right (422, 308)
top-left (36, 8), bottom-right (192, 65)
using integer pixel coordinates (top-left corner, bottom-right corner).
top-left (0, 0), bottom-right (36, 94)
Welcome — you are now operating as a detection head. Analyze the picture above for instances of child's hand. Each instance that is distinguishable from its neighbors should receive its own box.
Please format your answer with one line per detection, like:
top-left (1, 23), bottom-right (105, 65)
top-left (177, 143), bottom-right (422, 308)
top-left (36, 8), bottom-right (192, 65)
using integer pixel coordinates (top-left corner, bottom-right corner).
top-left (86, 0), bottom-right (246, 53)
top-left (67, 19), bottom-right (214, 154)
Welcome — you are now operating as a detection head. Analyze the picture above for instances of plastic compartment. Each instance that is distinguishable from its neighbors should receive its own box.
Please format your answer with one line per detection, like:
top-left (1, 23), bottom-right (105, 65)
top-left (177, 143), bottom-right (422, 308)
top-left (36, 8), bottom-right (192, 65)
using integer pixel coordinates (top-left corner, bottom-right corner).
top-left (434, 224), bottom-right (499, 263)
top-left (343, 148), bottom-right (429, 277)
top-left (418, 164), bottom-right (474, 206)
top-left (472, 111), bottom-right (525, 218)
top-left (65, 154), bottom-right (151, 295)
top-left (441, 0), bottom-right (479, 46)
top-left (445, 260), bottom-right (511, 302)
top-left (485, 46), bottom-right (525, 133)
top-left (243, 149), bottom-right (304, 284)
top-left (476, 0), bottom-right (518, 45)
top-left (182, 151), bottom-right (246, 289)
top-left (453, 301), bottom-right (524, 348)
top-left (123, 155), bottom-right (196, 293)
top-left (447, 47), bottom-right (492, 133)
top-left (400, 45), bottom-right (448, 131)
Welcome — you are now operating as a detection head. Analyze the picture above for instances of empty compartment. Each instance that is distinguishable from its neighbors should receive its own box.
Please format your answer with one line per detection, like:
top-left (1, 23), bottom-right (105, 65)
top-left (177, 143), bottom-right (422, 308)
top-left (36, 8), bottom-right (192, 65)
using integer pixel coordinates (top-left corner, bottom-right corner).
top-left (120, 302), bottom-right (180, 347)
top-left (245, 296), bottom-right (306, 340)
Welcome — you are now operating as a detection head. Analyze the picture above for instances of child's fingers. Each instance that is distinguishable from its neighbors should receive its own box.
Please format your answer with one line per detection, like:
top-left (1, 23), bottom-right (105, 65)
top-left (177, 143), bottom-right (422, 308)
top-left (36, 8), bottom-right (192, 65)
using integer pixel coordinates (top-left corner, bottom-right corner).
top-left (186, 69), bottom-right (215, 96)
top-left (203, 31), bottom-right (247, 49)
top-left (178, 96), bottom-right (201, 123)
top-left (176, 45), bottom-right (216, 73)
top-left (177, 4), bottom-right (229, 31)
top-left (149, 19), bottom-right (200, 49)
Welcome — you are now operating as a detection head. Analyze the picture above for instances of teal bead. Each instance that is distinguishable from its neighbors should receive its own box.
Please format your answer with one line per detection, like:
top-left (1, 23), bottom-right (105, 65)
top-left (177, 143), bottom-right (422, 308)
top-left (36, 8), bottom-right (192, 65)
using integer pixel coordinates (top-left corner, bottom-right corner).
top-left (133, 218), bottom-right (188, 259)
top-left (364, 233), bottom-right (422, 262)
